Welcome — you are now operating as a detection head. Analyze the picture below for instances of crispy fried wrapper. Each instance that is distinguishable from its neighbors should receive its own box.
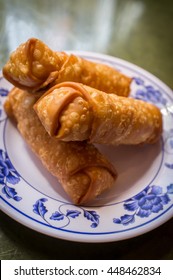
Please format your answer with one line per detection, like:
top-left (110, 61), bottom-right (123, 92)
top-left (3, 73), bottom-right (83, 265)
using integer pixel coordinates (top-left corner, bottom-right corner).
top-left (3, 38), bottom-right (131, 96)
top-left (4, 88), bottom-right (117, 205)
top-left (34, 82), bottom-right (163, 145)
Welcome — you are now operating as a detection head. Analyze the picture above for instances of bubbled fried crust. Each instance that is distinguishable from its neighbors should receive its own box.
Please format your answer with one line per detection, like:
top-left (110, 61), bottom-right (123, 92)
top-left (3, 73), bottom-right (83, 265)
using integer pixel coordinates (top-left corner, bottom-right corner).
top-left (34, 82), bottom-right (163, 145)
top-left (2, 39), bottom-right (64, 91)
top-left (54, 52), bottom-right (131, 96)
top-left (4, 88), bottom-right (117, 205)
top-left (3, 38), bottom-right (131, 96)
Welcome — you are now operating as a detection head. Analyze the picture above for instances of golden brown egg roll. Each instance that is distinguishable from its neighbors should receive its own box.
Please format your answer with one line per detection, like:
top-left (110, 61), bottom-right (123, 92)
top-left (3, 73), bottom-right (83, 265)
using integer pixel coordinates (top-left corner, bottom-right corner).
top-left (3, 38), bottom-right (131, 96)
top-left (4, 87), bottom-right (117, 205)
top-left (34, 82), bottom-right (162, 145)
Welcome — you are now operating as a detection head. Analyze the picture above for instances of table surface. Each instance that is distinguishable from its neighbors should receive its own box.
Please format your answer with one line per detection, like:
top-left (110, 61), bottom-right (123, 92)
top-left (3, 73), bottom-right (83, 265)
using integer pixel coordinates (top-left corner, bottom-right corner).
top-left (0, 0), bottom-right (173, 260)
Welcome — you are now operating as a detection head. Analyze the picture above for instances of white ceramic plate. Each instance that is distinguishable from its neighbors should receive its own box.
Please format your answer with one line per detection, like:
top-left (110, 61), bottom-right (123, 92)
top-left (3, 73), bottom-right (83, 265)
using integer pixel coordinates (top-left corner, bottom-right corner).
top-left (0, 52), bottom-right (173, 243)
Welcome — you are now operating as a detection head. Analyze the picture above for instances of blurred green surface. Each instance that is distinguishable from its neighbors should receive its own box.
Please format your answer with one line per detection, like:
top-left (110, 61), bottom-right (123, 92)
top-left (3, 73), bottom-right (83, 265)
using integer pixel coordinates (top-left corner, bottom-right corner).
top-left (0, 0), bottom-right (173, 260)
top-left (0, 0), bottom-right (173, 88)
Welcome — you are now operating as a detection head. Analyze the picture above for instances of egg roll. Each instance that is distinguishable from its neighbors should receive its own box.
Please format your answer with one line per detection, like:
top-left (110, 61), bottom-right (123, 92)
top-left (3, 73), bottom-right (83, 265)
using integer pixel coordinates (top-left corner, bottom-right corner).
top-left (4, 87), bottom-right (117, 205)
top-left (3, 38), bottom-right (131, 96)
top-left (34, 82), bottom-right (162, 145)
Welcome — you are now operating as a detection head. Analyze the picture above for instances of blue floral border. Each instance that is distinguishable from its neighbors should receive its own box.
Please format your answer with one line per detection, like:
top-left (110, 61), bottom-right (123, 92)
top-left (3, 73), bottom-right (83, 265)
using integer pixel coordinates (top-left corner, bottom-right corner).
top-left (113, 184), bottom-right (173, 226)
top-left (0, 87), bottom-right (22, 202)
top-left (33, 198), bottom-right (100, 228)
top-left (0, 59), bottom-right (173, 234)
top-left (0, 149), bottom-right (22, 201)
top-left (133, 77), bottom-right (167, 106)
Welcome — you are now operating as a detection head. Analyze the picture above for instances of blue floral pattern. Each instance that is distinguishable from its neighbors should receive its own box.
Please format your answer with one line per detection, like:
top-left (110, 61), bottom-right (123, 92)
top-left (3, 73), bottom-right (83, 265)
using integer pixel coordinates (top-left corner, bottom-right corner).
top-left (33, 198), bottom-right (48, 220)
top-left (0, 87), bottom-right (9, 122)
top-left (0, 149), bottom-right (22, 201)
top-left (113, 184), bottom-right (173, 226)
top-left (33, 198), bottom-right (100, 228)
top-left (50, 209), bottom-right (81, 220)
top-left (165, 163), bottom-right (173, 169)
top-left (133, 77), bottom-right (167, 106)
top-left (1, 58), bottom-right (173, 239)
top-left (0, 87), bottom-right (9, 97)
top-left (83, 209), bottom-right (100, 228)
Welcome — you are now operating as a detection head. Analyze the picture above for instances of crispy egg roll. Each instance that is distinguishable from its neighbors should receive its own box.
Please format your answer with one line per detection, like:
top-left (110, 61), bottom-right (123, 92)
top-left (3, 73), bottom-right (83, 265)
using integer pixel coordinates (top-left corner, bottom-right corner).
top-left (4, 88), bottom-right (117, 205)
top-left (34, 82), bottom-right (162, 145)
top-left (3, 38), bottom-right (131, 96)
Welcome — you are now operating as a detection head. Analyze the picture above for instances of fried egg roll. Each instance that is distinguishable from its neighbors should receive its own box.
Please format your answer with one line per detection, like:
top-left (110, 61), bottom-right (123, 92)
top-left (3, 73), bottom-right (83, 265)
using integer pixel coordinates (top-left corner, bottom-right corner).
top-left (3, 38), bottom-right (131, 96)
top-left (34, 82), bottom-right (162, 145)
top-left (4, 87), bottom-right (117, 205)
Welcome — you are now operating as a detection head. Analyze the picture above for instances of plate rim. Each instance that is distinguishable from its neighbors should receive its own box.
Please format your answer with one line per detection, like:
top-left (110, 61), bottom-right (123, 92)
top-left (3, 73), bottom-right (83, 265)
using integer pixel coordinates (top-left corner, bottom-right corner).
top-left (1, 196), bottom-right (173, 243)
top-left (0, 52), bottom-right (173, 243)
